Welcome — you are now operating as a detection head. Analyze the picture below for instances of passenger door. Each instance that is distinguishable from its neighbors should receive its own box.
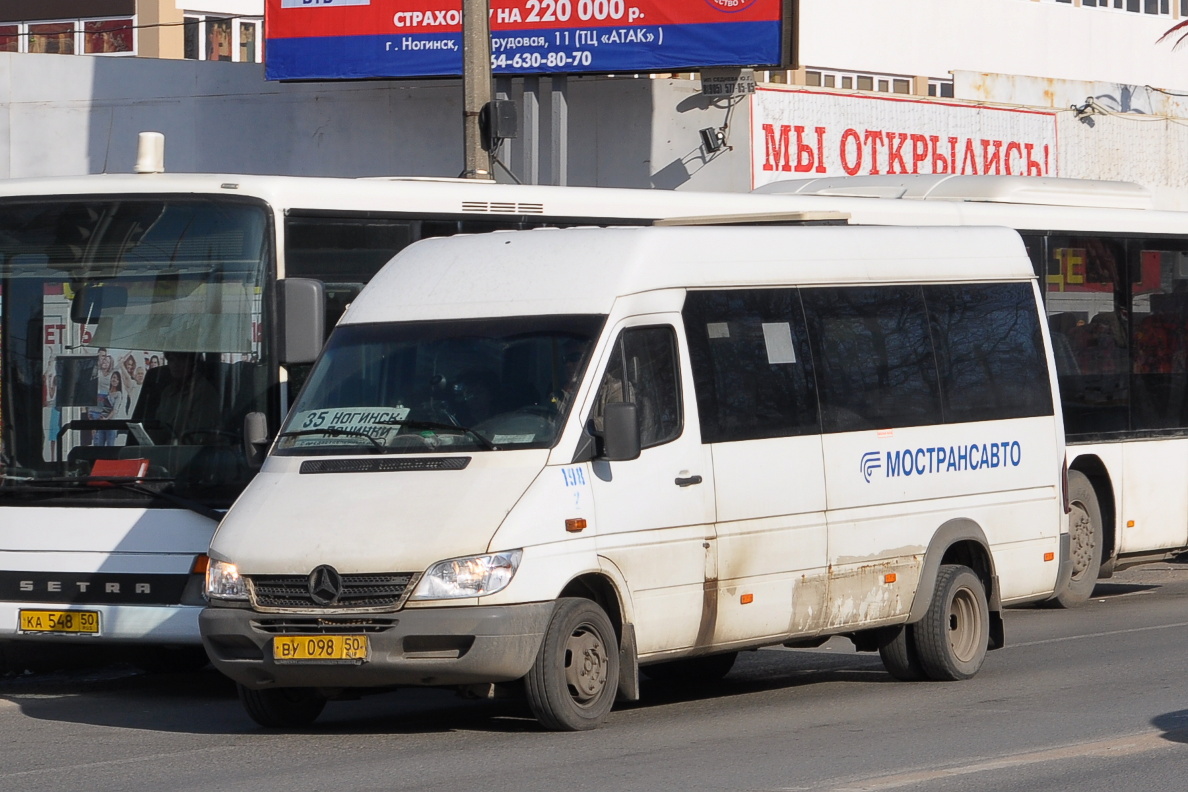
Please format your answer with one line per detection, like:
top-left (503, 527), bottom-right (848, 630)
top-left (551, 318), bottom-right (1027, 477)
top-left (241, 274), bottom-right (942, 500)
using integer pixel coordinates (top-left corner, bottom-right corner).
top-left (682, 289), bottom-right (829, 644)
top-left (587, 319), bottom-right (718, 656)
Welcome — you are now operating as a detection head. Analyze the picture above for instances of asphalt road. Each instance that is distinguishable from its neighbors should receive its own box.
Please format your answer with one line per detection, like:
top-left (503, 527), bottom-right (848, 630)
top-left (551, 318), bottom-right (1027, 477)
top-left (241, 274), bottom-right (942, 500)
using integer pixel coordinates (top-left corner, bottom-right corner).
top-left (2, 562), bottom-right (1188, 792)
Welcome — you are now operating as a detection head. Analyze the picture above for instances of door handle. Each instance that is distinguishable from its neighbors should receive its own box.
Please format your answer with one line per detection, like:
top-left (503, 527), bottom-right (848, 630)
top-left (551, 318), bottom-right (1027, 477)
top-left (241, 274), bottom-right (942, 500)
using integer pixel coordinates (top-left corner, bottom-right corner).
top-left (675, 474), bottom-right (703, 487)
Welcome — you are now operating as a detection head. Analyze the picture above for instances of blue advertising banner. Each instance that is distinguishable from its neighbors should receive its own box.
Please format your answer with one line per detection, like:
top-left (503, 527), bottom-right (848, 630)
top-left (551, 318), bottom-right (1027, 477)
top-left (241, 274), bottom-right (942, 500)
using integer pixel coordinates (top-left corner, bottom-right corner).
top-left (265, 0), bottom-right (790, 81)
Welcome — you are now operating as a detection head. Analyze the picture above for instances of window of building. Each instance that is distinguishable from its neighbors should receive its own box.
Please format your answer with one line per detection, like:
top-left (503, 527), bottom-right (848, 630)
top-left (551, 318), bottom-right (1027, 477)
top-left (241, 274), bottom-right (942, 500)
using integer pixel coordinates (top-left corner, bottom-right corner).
top-left (183, 15), bottom-right (261, 62)
top-left (240, 21), bottom-right (258, 63)
top-left (29, 22), bottom-right (75, 54)
top-left (928, 80), bottom-right (955, 98)
top-left (1071, 0), bottom-right (1169, 11)
top-left (84, 19), bottom-right (133, 55)
top-left (0, 25), bottom-right (18, 52)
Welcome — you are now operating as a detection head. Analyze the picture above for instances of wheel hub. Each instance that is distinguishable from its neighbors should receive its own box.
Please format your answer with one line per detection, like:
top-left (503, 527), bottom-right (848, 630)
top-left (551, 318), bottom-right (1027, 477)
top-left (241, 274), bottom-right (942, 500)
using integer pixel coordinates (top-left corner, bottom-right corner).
top-left (564, 627), bottom-right (608, 703)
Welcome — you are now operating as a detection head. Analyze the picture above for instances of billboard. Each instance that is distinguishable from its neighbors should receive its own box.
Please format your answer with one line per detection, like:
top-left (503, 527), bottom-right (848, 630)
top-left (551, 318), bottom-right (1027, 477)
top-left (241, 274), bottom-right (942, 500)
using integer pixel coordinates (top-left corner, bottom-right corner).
top-left (750, 87), bottom-right (1059, 190)
top-left (265, 0), bottom-right (792, 81)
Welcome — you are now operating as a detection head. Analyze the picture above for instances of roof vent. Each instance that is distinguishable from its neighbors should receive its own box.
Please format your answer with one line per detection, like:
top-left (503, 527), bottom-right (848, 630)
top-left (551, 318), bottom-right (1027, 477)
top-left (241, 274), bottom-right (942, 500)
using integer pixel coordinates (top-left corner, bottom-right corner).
top-left (134, 131), bottom-right (165, 174)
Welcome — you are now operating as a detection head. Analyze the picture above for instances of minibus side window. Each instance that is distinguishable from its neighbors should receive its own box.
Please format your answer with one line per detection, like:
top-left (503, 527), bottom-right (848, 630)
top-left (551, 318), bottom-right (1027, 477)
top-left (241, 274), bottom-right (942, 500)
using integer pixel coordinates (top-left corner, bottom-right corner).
top-left (924, 282), bottom-right (1053, 423)
top-left (681, 288), bottom-right (819, 443)
top-left (802, 286), bottom-right (941, 433)
top-left (589, 326), bottom-right (681, 449)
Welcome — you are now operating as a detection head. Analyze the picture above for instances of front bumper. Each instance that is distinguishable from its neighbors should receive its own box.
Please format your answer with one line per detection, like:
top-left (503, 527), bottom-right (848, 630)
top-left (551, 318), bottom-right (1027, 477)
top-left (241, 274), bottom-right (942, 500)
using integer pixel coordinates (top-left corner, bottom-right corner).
top-left (200, 601), bottom-right (556, 689)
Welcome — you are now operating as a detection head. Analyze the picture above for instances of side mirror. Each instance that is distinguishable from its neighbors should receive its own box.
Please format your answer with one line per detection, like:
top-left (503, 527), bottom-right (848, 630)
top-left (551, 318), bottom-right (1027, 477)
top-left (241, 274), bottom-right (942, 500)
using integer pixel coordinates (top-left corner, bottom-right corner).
top-left (601, 402), bottom-right (641, 462)
top-left (243, 411), bottom-right (269, 468)
top-left (279, 278), bottom-right (325, 365)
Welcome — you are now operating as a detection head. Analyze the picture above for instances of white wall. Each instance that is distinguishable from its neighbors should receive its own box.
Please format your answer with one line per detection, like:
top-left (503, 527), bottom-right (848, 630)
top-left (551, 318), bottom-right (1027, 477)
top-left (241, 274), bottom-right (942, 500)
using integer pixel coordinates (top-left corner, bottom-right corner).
top-left (0, 53), bottom-right (749, 191)
top-left (800, 0), bottom-right (1188, 92)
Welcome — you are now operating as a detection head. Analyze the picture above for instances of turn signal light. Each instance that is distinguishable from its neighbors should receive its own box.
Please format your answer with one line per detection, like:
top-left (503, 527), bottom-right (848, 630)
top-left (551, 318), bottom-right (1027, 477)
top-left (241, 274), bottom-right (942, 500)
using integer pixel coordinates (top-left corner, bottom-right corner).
top-left (565, 518), bottom-right (587, 533)
top-left (740, 593), bottom-right (754, 604)
top-left (191, 554), bottom-right (210, 574)
top-left (1044, 552), bottom-right (1055, 562)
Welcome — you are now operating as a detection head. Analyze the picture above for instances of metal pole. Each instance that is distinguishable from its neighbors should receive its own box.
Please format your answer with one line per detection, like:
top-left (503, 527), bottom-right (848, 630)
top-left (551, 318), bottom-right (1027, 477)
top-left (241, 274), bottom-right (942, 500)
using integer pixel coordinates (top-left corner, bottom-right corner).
top-left (462, 0), bottom-right (492, 179)
top-left (550, 75), bottom-right (568, 186)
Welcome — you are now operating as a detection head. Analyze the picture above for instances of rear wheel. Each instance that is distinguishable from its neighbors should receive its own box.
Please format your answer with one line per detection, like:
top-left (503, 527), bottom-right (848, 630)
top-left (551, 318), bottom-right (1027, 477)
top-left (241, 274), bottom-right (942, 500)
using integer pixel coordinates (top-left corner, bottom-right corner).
top-left (641, 652), bottom-right (738, 683)
top-left (1052, 470), bottom-right (1103, 608)
top-left (238, 685), bottom-right (327, 728)
top-left (878, 625), bottom-right (926, 681)
top-left (525, 598), bottom-right (619, 731)
top-left (914, 564), bottom-right (989, 681)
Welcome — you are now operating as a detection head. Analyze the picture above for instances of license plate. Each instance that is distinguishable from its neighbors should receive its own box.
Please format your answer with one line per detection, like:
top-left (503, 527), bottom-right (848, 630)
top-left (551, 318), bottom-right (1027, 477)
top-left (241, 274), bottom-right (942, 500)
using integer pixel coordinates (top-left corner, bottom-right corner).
top-left (19, 609), bottom-right (100, 634)
top-left (273, 635), bottom-right (369, 662)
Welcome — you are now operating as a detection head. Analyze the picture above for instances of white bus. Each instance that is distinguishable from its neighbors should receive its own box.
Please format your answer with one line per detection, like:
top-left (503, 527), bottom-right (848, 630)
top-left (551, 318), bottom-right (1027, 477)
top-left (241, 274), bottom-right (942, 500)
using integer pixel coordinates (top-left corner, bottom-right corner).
top-left (0, 164), bottom-right (837, 668)
top-left (200, 224), bottom-right (1066, 730)
top-left (756, 175), bottom-right (1188, 606)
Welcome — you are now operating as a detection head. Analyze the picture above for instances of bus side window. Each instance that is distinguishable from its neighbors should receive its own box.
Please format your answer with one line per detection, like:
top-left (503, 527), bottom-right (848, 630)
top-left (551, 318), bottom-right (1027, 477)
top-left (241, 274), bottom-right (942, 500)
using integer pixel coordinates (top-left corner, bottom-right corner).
top-left (589, 327), bottom-right (681, 449)
top-left (802, 286), bottom-right (941, 433)
top-left (681, 288), bottom-right (818, 443)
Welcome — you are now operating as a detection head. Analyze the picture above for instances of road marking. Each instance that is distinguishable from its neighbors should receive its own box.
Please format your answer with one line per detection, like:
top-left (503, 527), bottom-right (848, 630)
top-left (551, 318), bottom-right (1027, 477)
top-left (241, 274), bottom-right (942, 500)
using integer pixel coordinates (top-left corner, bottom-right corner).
top-left (0, 745), bottom-right (237, 781)
top-left (1010, 619), bottom-right (1188, 649)
top-left (821, 731), bottom-right (1176, 791)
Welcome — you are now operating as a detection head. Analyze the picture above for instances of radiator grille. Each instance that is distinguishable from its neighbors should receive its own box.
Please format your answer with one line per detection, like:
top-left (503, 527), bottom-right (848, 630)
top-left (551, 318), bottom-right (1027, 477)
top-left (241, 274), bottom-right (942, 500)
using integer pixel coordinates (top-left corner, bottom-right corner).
top-left (248, 572), bottom-right (418, 612)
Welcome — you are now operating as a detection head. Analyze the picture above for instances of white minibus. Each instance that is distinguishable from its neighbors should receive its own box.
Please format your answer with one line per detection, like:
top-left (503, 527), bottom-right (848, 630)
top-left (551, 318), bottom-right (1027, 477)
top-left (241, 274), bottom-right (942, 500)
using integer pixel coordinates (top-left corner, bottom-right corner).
top-left (200, 224), bottom-right (1068, 730)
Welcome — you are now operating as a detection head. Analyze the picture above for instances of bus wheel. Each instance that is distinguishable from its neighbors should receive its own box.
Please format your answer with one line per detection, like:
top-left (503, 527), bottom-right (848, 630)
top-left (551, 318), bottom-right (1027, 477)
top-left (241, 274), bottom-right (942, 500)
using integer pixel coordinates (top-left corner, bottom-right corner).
top-left (238, 684), bottom-right (326, 728)
top-left (1052, 470), bottom-right (1103, 608)
top-left (878, 625), bottom-right (927, 681)
top-left (641, 652), bottom-right (738, 683)
top-left (525, 598), bottom-right (619, 731)
top-left (914, 564), bottom-right (989, 681)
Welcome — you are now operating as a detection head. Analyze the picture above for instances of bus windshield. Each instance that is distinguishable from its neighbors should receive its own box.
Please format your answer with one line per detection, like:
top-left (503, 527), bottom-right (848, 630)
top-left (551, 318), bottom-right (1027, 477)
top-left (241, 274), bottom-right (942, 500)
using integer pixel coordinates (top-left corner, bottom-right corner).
top-left (275, 316), bottom-right (604, 455)
top-left (0, 196), bottom-right (271, 508)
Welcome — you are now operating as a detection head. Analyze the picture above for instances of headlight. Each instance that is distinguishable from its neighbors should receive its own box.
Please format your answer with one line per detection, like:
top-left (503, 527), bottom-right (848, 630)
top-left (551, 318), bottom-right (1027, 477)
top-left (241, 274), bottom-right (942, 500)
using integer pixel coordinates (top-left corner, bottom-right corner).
top-left (205, 559), bottom-right (248, 601)
top-left (410, 550), bottom-right (523, 600)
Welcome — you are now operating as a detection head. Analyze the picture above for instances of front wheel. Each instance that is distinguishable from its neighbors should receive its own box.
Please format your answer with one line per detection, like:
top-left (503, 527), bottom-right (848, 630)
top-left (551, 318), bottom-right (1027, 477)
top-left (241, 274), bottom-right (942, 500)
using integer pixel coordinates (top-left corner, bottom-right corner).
top-left (1051, 470), bottom-right (1104, 608)
top-left (913, 564), bottom-right (990, 681)
top-left (524, 598), bottom-right (619, 731)
top-left (238, 684), bottom-right (327, 729)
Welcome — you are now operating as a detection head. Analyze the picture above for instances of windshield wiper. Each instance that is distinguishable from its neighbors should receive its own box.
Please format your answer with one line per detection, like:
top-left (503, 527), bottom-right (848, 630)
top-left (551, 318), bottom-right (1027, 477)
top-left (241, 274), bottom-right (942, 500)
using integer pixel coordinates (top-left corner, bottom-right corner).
top-left (277, 427), bottom-right (386, 452)
top-left (374, 419), bottom-right (498, 451)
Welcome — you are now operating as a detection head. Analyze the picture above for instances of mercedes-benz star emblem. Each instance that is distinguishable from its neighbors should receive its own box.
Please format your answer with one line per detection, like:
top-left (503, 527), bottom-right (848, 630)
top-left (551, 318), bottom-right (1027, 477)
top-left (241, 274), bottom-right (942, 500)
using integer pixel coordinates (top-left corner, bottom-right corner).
top-left (308, 564), bottom-right (344, 606)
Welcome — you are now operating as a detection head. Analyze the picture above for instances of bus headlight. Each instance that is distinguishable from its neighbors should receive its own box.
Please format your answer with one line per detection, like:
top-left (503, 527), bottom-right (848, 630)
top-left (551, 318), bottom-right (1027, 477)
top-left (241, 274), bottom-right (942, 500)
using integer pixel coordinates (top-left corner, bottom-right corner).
top-left (410, 550), bottom-right (523, 600)
top-left (205, 559), bottom-right (248, 601)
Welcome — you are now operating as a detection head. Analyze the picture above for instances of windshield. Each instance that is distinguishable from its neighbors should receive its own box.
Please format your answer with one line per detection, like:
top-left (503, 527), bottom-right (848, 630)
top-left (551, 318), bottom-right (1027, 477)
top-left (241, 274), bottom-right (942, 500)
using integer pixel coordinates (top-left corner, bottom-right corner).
top-left (0, 196), bottom-right (272, 509)
top-left (276, 316), bottom-right (604, 456)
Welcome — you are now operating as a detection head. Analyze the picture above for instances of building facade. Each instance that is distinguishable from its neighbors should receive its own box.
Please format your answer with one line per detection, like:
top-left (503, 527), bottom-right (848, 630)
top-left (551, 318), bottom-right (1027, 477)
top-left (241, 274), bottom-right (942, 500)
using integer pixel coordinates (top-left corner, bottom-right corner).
top-left (0, 0), bottom-right (262, 62)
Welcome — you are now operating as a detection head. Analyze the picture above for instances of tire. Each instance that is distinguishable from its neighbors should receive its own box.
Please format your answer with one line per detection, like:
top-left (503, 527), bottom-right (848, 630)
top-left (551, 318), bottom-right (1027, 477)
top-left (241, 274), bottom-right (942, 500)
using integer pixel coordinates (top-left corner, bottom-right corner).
top-left (877, 625), bottom-right (927, 682)
top-left (1052, 470), bottom-right (1104, 608)
top-left (913, 564), bottom-right (989, 681)
top-left (238, 684), bottom-right (327, 729)
top-left (525, 598), bottom-right (619, 731)
top-left (641, 651), bottom-right (738, 683)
